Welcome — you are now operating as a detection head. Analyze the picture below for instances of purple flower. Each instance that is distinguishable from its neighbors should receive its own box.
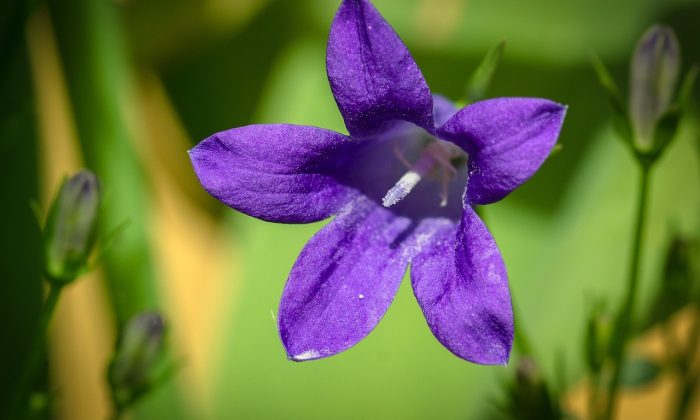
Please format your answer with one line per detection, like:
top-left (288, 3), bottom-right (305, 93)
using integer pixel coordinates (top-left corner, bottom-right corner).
top-left (189, 0), bottom-right (566, 365)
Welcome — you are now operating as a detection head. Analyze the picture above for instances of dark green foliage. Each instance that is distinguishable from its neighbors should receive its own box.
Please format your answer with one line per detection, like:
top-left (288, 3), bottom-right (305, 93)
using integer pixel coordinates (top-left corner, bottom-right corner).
top-left (491, 358), bottom-right (569, 420)
top-left (0, 3), bottom-right (41, 416)
top-left (646, 238), bottom-right (699, 329)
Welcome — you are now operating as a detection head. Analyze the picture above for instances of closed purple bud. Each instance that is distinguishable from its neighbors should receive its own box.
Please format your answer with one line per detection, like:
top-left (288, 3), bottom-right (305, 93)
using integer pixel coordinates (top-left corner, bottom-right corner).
top-left (629, 25), bottom-right (680, 149)
top-left (109, 312), bottom-right (166, 406)
top-left (43, 170), bottom-right (100, 283)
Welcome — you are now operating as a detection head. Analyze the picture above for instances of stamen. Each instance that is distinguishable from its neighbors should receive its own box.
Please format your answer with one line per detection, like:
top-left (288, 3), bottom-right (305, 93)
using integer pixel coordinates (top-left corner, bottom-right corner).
top-left (393, 145), bottom-right (413, 169)
top-left (439, 167), bottom-right (450, 207)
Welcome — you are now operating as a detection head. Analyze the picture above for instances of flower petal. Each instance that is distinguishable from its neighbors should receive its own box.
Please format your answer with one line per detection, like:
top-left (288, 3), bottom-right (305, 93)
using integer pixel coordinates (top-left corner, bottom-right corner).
top-left (189, 124), bottom-right (356, 224)
top-left (279, 197), bottom-right (433, 361)
top-left (327, 0), bottom-right (434, 138)
top-left (411, 206), bottom-right (513, 365)
top-left (436, 98), bottom-right (566, 205)
top-left (433, 94), bottom-right (458, 127)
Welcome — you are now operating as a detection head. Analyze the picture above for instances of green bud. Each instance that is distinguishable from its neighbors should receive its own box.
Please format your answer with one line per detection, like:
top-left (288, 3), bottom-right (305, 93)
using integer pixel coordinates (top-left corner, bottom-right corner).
top-left (43, 170), bottom-right (100, 283)
top-left (585, 302), bottom-right (612, 374)
top-left (629, 25), bottom-right (680, 150)
top-left (109, 312), bottom-right (166, 409)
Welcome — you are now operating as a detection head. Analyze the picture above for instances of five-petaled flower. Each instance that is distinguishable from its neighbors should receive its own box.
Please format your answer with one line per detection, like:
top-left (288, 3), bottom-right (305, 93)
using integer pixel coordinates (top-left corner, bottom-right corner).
top-left (189, 0), bottom-right (566, 365)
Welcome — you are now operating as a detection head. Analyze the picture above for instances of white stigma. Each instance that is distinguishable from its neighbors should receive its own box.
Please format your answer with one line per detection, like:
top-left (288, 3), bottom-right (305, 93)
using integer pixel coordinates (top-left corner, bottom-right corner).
top-left (382, 171), bottom-right (422, 207)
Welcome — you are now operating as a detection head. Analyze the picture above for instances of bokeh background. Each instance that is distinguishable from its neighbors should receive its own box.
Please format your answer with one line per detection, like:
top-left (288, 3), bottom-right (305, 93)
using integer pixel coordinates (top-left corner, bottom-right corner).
top-left (2, 0), bottom-right (700, 418)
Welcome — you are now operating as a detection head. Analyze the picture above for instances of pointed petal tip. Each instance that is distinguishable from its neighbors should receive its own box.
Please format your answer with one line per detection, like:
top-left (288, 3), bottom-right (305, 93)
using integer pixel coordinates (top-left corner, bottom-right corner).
top-left (441, 97), bottom-right (568, 205)
top-left (459, 341), bottom-right (512, 366)
top-left (556, 102), bottom-right (569, 116)
top-left (495, 348), bottom-right (513, 367)
top-left (536, 98), bottom-right (568, 118)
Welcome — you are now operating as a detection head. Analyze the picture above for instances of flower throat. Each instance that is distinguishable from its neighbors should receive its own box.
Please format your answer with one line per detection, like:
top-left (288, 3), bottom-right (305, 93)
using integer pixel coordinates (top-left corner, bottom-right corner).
top-left (382, 138), bottom-right (466, 208)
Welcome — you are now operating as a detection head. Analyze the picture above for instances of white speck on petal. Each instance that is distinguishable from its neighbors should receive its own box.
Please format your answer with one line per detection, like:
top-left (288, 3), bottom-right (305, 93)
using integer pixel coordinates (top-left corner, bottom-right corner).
top-left (358, 294), bottom-right (364, 299)
top-left (292, 350), bottom-right (321, 361)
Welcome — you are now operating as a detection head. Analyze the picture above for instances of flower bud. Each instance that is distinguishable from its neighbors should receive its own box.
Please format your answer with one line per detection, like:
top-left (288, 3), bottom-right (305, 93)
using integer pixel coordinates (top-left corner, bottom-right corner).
top-left (585, 303), bottom-right (613, 374)
top-left (109, 312), bottom-right (166, 407)
top-left (515, 356), bottom-right (543, 388)
top-left (43, 170), bottom-right (100, 283)
top-left (629, 25), bottom-right (680, 150)
top-left (503, 357), bottom-right (564, 419)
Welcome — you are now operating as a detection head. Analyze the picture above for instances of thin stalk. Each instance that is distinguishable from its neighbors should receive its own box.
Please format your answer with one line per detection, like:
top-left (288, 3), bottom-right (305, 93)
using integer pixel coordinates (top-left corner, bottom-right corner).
top-left (602, 163), bottom-right (651, 420)
top-left (685, 308), bottom-right (700, 372)
top-left (0, 0), bottom-right (39, 82)
top-left (110, 405), bottom-right (125, 420)
top-left (11, 282), bottom-right (63, 416)
top-left (671, 309), bottom-right (700, 420)
top-left (673, 373), bottom-right (698, 420)
top-left (589, 373), bottom-right (602, 420)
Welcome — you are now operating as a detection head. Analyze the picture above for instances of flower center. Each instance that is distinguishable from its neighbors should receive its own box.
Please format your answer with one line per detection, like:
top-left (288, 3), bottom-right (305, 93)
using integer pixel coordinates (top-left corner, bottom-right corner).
top-left (382, 138), bottom-right (466, 208)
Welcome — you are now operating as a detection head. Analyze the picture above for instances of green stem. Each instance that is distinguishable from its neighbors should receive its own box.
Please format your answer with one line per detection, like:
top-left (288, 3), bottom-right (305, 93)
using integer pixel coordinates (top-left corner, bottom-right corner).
top-left (110, 406), bottom-right (125, 420)
top-left (601, 163), bottom-right (651, 420)
top-left (589, 373), bottom-right (602, 420)
top-left (0, 0), bottom-right (39, 82)
top-left (11, 282), bottom-right (63, 417)
top-left (685, 308), bottom-right (700, 371)
top-left (671, 309), bottom-right (700, 420)
top-left (673, 375), bottom-right (698, 420)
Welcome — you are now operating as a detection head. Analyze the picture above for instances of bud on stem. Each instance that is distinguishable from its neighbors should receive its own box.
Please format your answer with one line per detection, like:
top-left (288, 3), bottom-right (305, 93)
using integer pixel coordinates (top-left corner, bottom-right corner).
top-left (43, 170), bottom-right (100, 283)
top-left (109, 312), bottom-right (167, 411)
top-left (629, 25), bottom-right (680, 150)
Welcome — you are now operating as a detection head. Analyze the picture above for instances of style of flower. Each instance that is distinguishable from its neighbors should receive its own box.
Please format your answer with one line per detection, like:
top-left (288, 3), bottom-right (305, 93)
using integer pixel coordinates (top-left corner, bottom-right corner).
top-left (189, 0), bottom-right (566, 365)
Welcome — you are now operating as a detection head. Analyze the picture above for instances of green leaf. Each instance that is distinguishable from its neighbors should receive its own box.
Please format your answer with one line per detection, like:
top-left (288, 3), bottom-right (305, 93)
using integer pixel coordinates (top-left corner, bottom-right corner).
top-left (649, 108), bottom-right (682, 158)
top-left (620, 357), bottom-right (661, 389)
top-left (466, 40), bottom-right (506, 103)
top-left (643, 66), bottom-right (698, 159)
top-left (0, 35), bottom-right (42, 418)
top-left (677, 65), bottom-right (699, 110)
top-left (591, 54), bottom-right (633, 148)
top-left (584, 302), bottom-right (612, 374)
top-left (645, 238), bottom-right (697, 328)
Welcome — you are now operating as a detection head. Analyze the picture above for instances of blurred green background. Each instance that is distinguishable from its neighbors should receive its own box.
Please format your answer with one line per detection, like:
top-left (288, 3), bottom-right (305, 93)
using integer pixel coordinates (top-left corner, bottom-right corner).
top-left (2, 0), bottom-right (700, 419)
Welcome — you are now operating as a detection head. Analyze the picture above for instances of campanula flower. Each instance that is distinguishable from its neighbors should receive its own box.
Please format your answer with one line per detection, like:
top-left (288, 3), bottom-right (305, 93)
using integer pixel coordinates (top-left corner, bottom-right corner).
top-left (189, 0), bottom-right (566, 365)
